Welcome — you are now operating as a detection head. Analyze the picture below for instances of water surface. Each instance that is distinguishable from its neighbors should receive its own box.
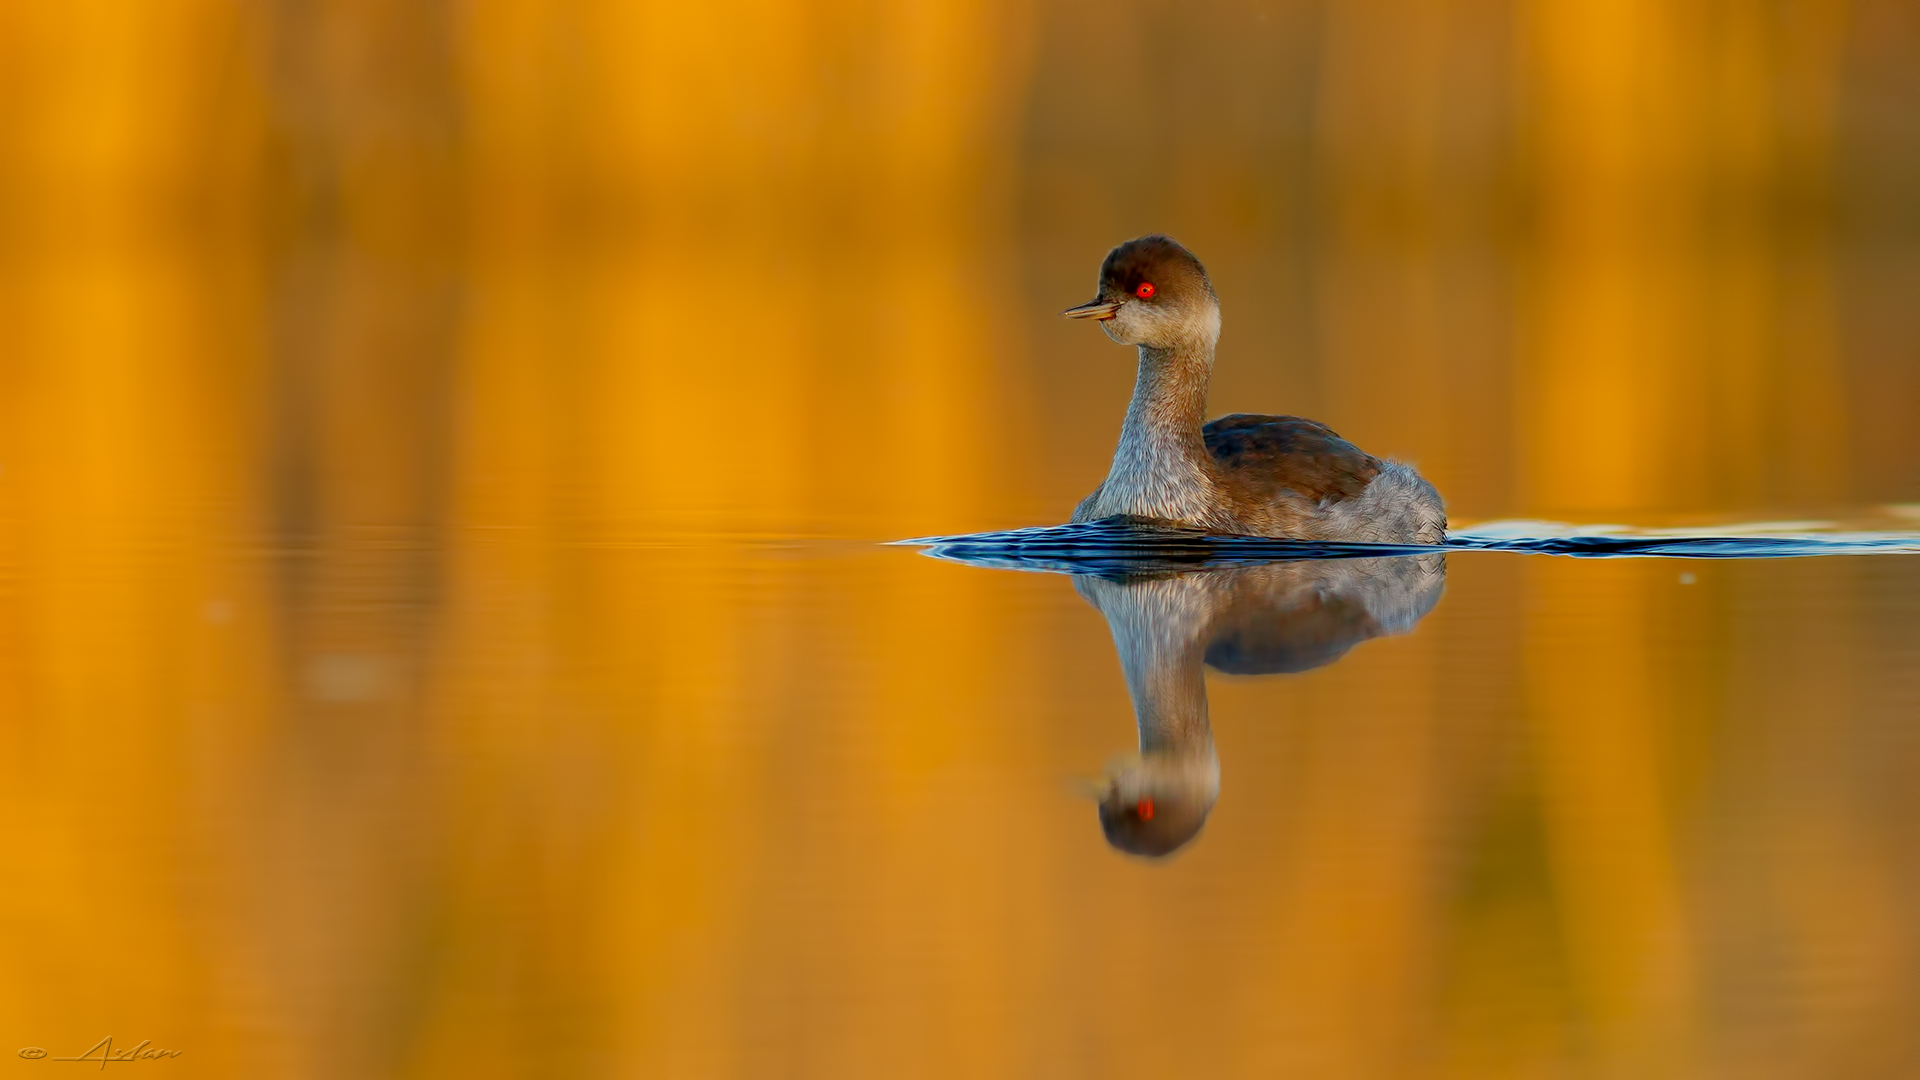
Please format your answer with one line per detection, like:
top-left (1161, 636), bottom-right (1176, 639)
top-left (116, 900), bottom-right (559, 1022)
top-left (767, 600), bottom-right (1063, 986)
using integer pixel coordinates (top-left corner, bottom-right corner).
top-left (7, 2), bottom-right (1920, 1075)
top-left (20, 517), bottom-right (1920, 1076)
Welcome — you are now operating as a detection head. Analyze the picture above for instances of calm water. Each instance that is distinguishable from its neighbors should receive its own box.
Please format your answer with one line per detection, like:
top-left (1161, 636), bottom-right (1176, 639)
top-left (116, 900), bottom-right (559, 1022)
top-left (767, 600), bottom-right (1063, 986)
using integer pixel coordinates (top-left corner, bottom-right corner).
top-left (8, 519), bottom-right (1919, 1076)
top-left (8, 1), bottom-right (1920, 1075)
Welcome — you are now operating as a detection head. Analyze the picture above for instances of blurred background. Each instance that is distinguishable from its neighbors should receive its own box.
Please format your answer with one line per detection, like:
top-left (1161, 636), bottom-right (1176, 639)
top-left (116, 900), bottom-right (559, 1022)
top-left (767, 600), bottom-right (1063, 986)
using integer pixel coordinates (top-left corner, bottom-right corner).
top-left (2, 1), bottom-right (1919, 1077)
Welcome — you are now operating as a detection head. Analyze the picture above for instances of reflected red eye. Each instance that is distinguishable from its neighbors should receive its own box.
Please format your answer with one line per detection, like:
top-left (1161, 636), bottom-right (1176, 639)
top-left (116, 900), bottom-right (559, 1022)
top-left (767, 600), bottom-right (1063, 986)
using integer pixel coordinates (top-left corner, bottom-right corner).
top-left (1135, 282), bottom-right (1156, 299)
top-left (1136, 798), bottom-right (1155, 820)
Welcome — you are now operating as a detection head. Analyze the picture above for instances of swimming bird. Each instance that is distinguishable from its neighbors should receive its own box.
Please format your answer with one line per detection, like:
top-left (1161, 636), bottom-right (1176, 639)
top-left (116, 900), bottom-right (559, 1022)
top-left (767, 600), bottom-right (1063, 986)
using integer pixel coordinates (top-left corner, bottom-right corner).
top-left (1064, 235), bottom-right (1446, 543)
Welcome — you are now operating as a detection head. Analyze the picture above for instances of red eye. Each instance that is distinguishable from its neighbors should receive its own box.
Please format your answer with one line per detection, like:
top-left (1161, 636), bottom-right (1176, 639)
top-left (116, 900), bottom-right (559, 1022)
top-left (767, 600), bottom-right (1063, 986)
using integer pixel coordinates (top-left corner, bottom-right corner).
top-left (1135, 282), bottom-right (1156, 299)
top-left (1136, 798), bottom-right (1155, 820)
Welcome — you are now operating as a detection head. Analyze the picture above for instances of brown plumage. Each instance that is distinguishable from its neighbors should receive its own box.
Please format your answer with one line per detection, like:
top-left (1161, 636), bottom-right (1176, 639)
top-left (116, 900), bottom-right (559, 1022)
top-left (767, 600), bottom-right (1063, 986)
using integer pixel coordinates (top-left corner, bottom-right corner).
top-left (1202, 413), bottom-right (1383, 505)
top-left (1063, 235), bottom-right (1445, 543)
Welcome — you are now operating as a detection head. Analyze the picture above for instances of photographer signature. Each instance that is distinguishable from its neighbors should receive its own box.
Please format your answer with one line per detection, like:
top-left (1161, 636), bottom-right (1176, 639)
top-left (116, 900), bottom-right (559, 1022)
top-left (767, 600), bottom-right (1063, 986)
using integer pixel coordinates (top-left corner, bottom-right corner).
top-left (18, 1038), bottom-right (182, 1067)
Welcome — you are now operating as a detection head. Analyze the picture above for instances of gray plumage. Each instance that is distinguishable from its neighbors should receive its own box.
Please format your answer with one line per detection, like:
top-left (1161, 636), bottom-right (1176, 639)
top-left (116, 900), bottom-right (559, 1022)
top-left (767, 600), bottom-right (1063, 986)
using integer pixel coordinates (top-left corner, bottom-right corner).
top-left (1064, 235), bottom-right (1446, 543)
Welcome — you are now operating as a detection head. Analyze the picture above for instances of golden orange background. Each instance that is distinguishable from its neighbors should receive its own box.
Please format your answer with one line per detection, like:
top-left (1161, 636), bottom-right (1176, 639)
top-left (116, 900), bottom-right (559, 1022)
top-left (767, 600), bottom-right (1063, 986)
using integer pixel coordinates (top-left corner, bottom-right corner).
top-left (2, 2), bottom-right (1919, 1077)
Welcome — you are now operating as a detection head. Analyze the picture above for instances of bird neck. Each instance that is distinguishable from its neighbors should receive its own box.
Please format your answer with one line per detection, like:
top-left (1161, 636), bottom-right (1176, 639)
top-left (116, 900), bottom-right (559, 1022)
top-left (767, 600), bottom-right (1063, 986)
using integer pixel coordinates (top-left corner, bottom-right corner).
top-left (1099, 341), bottom-right (1218, 522)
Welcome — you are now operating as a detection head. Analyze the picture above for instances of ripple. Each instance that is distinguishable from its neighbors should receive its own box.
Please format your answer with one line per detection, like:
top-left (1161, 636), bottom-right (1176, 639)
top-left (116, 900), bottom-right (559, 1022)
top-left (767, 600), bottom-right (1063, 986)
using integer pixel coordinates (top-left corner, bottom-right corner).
top-left (899, 519), bottom-right (1920, 573)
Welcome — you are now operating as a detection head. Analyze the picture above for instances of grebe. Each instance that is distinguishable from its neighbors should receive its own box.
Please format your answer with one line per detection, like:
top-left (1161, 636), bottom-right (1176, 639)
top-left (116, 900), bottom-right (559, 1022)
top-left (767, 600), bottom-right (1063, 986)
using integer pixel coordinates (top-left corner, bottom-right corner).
top-left (1064, 235), bottom-right (1446, 543)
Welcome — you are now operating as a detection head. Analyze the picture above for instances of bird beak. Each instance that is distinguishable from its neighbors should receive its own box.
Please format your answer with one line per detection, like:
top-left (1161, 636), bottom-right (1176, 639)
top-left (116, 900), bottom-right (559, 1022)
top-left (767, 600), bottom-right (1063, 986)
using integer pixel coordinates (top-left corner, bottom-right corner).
top-left (1062, 299), bottom-right (1122, 321)
top-left (1065, 774), bottom-right (1111, 801)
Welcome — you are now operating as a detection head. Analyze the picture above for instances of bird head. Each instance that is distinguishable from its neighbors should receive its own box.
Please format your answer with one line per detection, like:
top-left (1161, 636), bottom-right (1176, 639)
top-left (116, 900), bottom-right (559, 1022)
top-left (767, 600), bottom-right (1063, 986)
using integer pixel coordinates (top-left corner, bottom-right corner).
top-left (1063, 234), bottom-right (1220, 352)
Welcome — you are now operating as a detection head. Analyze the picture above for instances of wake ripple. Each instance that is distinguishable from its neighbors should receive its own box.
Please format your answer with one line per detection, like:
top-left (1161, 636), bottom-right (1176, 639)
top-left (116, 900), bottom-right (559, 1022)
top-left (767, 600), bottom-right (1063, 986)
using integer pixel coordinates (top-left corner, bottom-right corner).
top-left (898, 520), bottom-right (1920, 574)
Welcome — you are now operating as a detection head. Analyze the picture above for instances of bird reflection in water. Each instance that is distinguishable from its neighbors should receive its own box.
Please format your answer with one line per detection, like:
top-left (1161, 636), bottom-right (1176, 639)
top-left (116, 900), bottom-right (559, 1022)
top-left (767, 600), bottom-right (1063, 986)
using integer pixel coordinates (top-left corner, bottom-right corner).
top-left (1077, 554), bottom-right (1445, 857)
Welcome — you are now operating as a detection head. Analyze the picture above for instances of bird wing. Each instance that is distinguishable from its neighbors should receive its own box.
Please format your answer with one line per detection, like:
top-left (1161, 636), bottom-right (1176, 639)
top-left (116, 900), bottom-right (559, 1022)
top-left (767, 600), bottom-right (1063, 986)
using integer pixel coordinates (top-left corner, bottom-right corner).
top-left (1202, 413), bottom-right (1383, 505)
